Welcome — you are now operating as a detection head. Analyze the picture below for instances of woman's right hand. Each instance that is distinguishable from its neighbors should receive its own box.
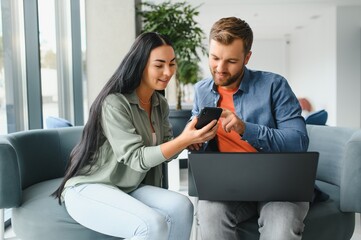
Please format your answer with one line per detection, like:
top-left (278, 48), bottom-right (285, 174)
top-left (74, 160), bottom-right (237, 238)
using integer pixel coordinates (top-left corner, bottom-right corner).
top-left (161, 117), bottom-right (218, 159)
top-left (180, 117), bottom-right (218, 151)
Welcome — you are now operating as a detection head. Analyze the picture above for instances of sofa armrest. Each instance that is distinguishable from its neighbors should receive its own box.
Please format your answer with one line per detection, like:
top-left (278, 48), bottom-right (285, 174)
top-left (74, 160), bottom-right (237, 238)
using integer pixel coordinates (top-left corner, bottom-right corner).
top-left (0, 137), bottom-right (22, 208)
top-left (0, 126), bottom-right (83, 208)
top-left (341, 130), bottom-right (361, 213)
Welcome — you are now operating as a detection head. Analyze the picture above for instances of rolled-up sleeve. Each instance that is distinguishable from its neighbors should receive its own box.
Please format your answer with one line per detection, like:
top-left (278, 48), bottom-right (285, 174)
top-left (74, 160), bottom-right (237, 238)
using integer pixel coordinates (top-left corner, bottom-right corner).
top-left (242, 77), bottom-right (309, 152)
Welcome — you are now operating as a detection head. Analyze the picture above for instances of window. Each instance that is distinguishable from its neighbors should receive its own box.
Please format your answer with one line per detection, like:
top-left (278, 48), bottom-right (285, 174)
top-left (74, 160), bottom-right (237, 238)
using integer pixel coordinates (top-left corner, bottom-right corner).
top-left (0, 6), bottom-right (6, 134)
top-left (1, 0), bottom-right (27, 133)
top-left (1, 0), bottom-right (86, 229)
top-left (38, 0), bottom-right (60, 124)
top-left (1, 0), bottom-right (85, 132)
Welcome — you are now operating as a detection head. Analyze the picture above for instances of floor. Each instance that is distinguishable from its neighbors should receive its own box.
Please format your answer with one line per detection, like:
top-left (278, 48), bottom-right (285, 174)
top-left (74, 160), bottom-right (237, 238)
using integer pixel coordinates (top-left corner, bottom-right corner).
top-left (4, 168), bottom-right (361, 239)
top-left (354, 216), bottom-right (361, 240)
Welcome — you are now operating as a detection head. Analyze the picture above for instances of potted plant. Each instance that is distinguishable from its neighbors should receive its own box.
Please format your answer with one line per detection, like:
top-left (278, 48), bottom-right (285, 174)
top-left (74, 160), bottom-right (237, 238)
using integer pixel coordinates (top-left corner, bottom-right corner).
top-left (137, 1), bottom-right (206, 111)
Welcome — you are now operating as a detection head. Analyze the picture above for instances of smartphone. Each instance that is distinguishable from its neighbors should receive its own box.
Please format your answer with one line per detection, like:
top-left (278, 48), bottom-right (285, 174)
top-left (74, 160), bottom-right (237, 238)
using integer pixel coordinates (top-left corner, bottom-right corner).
top-left (195, 107), bottom-right (222, 129)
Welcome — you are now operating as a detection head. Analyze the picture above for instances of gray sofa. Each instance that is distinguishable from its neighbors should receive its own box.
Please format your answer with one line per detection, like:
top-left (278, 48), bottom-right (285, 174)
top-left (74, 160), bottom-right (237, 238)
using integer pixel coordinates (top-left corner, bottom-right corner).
top-left (0, 127), bottom-right (119, 240)
top-left (1, 124), bottom-right (361, 240)
top-left (229, 124), bottom-right (361, 240)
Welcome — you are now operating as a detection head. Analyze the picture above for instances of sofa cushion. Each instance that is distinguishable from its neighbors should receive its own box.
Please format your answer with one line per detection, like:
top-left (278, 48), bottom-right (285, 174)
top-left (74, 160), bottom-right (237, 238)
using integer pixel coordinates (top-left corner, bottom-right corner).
top-left (234, 180), bottom-right (355, 240)
top-left (12, 178), bottom-right (120, 240)
top-left (306, 125), bottom-right (356, 187)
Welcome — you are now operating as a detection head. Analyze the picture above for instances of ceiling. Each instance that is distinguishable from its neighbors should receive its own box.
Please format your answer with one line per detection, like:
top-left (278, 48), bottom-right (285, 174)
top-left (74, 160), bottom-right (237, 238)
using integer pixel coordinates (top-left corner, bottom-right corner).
top-left (186, 0), bottom-right (361, 39)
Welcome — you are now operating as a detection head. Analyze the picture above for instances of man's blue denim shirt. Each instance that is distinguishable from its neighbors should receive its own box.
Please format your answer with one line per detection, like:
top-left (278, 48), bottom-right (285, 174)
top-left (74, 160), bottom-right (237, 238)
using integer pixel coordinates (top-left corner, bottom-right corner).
top-left (192, 67), bottom-right (309, 152)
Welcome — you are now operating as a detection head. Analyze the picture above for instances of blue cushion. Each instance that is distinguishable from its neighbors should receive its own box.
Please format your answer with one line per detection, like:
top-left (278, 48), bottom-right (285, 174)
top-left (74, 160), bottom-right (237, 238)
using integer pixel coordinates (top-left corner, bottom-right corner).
top-left (46, 116), bottom-right (73, 129)
top-left (305, 110), bottom-right (328, 125)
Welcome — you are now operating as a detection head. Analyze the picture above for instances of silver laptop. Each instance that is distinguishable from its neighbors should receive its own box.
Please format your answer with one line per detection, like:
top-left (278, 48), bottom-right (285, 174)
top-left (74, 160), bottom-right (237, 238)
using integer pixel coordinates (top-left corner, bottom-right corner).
top-left (188, 152), bottom-right (319, 202)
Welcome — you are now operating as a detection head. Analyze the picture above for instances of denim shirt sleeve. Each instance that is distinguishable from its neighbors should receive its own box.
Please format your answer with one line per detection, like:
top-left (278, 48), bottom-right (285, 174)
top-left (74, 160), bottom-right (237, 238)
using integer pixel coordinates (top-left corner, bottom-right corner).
top-left (240, 73), bottom-right (309, 152)
top-left (243, 120), bottom-right (308, 152)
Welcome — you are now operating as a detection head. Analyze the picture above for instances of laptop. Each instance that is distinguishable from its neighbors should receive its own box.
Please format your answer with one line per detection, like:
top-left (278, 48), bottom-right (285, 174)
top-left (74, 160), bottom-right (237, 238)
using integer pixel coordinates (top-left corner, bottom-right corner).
top-left (188, 152), bottom-right (319, 202)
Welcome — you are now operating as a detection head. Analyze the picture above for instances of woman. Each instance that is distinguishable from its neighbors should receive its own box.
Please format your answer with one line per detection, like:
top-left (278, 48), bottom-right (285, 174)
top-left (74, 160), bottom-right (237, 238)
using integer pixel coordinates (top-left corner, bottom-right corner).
top-left (52, 32), bottom-right (218, 240)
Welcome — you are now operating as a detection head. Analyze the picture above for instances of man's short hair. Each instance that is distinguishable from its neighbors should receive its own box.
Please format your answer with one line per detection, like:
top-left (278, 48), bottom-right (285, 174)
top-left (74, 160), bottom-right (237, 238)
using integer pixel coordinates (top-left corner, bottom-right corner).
top-left (210, 17), bottom-right (253, 54)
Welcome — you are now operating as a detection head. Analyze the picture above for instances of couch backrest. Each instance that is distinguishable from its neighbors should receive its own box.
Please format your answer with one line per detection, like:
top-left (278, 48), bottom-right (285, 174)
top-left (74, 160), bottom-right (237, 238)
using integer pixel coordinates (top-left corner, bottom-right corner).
top-left (0, 126), bottom-right (83, 208)
top-left (306, 124), bottom-right (361, 187)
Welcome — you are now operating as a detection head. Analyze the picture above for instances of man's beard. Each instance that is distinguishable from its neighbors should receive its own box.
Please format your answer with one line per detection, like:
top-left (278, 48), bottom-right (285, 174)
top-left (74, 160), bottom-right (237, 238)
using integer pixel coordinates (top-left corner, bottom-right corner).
top-left (211, 67), bottom-right (244, 87)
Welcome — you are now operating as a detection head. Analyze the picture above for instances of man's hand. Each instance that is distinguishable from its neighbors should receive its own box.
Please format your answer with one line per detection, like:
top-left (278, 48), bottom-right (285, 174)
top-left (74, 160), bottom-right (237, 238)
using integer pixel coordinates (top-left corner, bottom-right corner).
top-left (220, 109), bottom-right (245, 135)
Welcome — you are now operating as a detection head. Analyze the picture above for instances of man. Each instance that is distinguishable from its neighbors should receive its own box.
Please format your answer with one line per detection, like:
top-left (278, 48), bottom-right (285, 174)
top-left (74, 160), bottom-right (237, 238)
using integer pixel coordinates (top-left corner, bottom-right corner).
top-left (191, 17), bottom-right (309, 240)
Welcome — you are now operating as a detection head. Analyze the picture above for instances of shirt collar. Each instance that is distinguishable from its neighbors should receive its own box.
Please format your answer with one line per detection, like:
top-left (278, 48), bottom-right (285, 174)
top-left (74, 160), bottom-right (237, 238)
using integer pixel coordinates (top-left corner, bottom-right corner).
top-left (239, 67), bottom-right (251, 93)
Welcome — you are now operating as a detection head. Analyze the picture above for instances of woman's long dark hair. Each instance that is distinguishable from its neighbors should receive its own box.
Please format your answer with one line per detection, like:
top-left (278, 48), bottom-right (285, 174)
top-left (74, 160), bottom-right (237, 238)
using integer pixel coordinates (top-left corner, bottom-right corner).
top-left (52, 32), bottom-right (173, 203)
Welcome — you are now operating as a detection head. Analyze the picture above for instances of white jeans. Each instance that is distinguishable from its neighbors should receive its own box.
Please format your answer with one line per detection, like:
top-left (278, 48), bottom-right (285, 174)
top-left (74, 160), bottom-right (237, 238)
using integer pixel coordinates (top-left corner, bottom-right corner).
top-left (64, 183), bottom-right (194, 240)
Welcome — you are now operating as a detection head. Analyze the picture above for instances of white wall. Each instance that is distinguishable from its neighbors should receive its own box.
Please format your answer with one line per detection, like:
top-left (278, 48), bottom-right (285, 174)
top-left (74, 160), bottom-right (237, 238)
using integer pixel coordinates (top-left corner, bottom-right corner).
top-left (289, 6), bottom-right (361, 128)
top-left (336, 6), bottom-right (361, 128)
top-left (289, 7), bottom-right (337, 126)
top-left (247, 38), bottom-right (289, 80)
top-left (85, 0), bottom-right (136, 108)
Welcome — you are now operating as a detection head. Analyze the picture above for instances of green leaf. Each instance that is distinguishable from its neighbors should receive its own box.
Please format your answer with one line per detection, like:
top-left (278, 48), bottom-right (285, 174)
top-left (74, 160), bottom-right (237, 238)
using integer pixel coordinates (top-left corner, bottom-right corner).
top-left (137, 1), bottom-right (206, 109)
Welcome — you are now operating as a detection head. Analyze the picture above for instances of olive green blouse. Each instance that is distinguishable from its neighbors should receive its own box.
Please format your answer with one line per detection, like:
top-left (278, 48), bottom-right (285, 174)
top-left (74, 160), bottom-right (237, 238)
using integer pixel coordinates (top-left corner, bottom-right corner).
top-left (62, 91), bottom-right (174, 197)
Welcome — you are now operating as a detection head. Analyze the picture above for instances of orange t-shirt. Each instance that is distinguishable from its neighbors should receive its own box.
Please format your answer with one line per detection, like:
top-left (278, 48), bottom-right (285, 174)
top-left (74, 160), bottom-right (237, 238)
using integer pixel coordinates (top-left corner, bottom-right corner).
top-left (217, 86), bottom-right (257, 152)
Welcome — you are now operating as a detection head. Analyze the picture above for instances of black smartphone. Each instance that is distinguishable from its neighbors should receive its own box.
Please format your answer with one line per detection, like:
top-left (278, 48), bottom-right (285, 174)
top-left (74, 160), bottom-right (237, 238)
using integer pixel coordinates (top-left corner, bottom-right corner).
top-left (195, 107), bottom-right (222, 129)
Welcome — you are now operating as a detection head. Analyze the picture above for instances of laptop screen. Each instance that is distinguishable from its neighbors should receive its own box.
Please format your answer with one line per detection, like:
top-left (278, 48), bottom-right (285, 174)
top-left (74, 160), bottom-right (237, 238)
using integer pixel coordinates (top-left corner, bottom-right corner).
top-left (188, 152), bottom-right (319, 201)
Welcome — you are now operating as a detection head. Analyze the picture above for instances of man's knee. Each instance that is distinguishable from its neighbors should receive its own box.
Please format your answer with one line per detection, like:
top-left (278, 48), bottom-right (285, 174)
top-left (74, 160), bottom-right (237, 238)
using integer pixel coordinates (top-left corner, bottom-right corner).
top-left (258, 202), bottom-right (309, 240)
top-left (197, 201), bottom-right (234, 224)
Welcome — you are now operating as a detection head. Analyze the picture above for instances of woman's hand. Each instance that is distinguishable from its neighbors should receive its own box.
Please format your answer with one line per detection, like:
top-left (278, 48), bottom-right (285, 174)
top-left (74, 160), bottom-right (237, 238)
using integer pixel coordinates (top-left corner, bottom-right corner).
top-left (183, 117), bottom-right (218, 151)
top-left (161, 116), bottom-right (218, 159)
